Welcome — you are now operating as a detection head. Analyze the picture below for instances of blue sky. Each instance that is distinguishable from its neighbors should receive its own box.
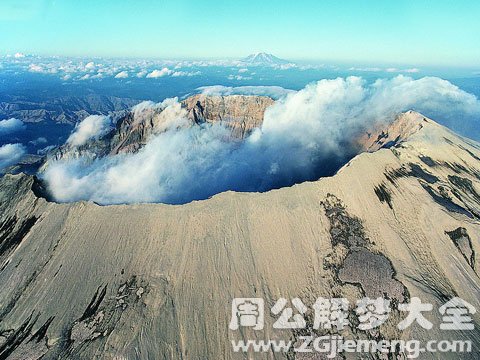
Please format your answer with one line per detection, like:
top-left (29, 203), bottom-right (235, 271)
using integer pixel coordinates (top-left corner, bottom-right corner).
top-left (1, 0), bottom-right (479, 67)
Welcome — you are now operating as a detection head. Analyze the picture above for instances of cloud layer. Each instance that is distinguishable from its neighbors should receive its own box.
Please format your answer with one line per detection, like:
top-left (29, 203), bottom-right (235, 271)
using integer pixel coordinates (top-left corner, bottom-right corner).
top-left (0, 118), bottom-right (26, 134)
top-left (43, 76), bottom-right (480, 205)
top-left (67, 115), bottom-right (112, 147)
top-left (146, 68), bottom-right (173, 78)
top-left (0, 143), bottom-right (26, 172)
top-left (114, 71), bottom-right (129, 79)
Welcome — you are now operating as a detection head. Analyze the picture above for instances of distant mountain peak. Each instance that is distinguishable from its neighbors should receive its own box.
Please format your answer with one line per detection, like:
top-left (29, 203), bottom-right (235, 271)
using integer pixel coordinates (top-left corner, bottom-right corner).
top-left (241, 52), bottom-right (290, 65)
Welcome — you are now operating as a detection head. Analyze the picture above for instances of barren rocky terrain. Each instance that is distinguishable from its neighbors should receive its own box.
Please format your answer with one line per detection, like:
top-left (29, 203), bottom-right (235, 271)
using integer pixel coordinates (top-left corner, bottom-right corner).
top-left (49, 94), bottom-right (274, 164)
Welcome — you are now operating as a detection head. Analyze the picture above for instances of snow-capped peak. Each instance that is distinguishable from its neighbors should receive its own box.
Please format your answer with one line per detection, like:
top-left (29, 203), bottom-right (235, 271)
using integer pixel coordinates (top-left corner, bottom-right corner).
top-left (241, 52), bottom-right (290, 65)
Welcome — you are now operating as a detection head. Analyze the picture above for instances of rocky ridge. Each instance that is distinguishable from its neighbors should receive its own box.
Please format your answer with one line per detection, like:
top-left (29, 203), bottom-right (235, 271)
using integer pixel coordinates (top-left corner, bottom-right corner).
top-left (48, 94), bottom-right (275, 164)
top-left (0, 94), bottom-right (139, 125)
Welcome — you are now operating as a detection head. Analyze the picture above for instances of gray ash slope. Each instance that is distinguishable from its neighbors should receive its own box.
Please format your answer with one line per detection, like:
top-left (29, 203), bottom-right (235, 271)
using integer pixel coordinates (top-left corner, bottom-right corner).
top-left (0, 111), bottom-right (479, 359)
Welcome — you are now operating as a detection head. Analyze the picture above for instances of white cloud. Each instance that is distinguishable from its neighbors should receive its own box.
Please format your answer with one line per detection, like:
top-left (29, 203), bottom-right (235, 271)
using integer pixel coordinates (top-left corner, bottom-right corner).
top-left (43, 76), bottom-right (480, 205)
top-left (0, 118), bottom-right (26, 134)
top-left (78, 74), bottom-right (91, 80)
top-left (386, 67), bottom-right (420, 73)
top-left (131, 98), bottom-right (183, 121)
top-left (136, 70), bottom-right (147, 78)
top-left (85, 61), bottom-right (95, 70)
top-left (28, 63), bottom-right (58, 74)
top-left (114, 71), bottom-right (129, 79)
top-left (146, 68), bottom-right (173, 78)
top-left (29, 137), bottom-right (48, 146)
top-left (14, 52), bottom-right (25, 58)
top-left (227, 74), bottom-right (252, 80)
top-left (67, 115), bottom-right (112, 147)
top-left (273, 63), bottom-right (297, 70)
top-left (349, 67), bottom-right (383, 72)
top-left (238, 68), bottom-right (249, 73)
top-left (28, 63), bottom-right (44, 73)
top-left (0, 143), bottom-right (26, 172)
top-left (172, 70), bottom-right (201, 77)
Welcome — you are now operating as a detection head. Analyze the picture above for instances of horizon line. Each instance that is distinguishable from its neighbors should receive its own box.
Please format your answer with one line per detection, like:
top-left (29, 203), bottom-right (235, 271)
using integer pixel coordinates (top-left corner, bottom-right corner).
top-left (2, 52), bottom-right (479, 70)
